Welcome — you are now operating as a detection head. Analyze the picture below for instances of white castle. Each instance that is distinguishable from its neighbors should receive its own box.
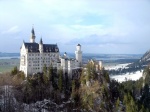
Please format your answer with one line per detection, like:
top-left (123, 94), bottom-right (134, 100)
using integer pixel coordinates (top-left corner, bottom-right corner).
top-left (20, 27), bottom-right (82, 78)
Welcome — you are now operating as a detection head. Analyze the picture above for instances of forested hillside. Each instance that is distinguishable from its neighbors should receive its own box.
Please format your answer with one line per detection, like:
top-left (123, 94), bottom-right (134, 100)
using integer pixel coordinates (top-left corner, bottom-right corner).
top-left (0, 64), bottom-right (150, 111)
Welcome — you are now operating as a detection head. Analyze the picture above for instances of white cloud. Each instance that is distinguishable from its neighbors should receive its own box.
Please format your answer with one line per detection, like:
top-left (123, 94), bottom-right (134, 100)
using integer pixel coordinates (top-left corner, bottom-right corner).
top-left (1, 26), bottom-right (20, 34)
top-left (0, 0), bottom-right (150, 53)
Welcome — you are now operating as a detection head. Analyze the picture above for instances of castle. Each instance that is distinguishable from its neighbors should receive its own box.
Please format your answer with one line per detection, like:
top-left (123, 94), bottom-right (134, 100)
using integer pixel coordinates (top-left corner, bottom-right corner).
top-left (20, 27), bottom-right (82, 78)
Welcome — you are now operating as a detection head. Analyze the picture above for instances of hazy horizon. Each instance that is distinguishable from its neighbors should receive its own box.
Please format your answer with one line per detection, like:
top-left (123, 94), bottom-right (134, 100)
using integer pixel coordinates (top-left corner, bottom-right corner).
top-left (0, 0), bottom-right (150, 54)
top-left (0, 52), bottom-right (143, 55)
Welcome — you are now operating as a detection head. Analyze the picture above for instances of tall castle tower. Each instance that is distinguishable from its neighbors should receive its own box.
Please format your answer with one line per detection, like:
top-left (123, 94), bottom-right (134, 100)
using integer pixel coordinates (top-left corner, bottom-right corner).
top-left (75, 44), bottom-right (82, 66)
top-left (30, 27), bottom-right (36, 43)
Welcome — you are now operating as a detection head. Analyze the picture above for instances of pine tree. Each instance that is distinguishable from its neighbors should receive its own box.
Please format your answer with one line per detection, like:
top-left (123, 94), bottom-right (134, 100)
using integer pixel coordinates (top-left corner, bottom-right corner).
top-left (43, 73), bottom-right (48, 85)
top-left (115, 97), bottom-right (120, 111)
top-left (58, 68), bottom-right (63, 92)
top-left (71, 80), bottom-right (76, 99)
top-left (123, 93), bottom-right (138, 112)
top-left (43, 64), bottom-right (47, 75)
top-left (48, 64), bottom-right (53, 81)
top-left (11, 66), bottom-right (18, 75)
top-left (103, 70), bottom-right (110, 83)
top-left (72, 80), bottom-right (75, 92)
top-left (43, 64), bottom-right (48, 85)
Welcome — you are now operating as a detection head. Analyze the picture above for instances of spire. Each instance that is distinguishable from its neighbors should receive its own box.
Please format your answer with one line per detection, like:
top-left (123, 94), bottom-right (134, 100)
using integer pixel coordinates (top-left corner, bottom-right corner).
top-left (30, 25), bottom-right (36, 43)
top-left (40, 37), bottom-right (43, 44)
top-left (31, 26), bottom-right (35, 36)
top-left (23, 40), bottom-right (25, 45)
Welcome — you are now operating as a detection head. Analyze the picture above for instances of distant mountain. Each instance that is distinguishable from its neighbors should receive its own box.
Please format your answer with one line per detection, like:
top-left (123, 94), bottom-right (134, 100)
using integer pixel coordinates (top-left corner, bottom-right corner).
top-left (140, 50), bottom-right (150, 62)
top-left (0, 52), bottom-right (20, 58)
top-left (129, 50), bottom-right (150, 67)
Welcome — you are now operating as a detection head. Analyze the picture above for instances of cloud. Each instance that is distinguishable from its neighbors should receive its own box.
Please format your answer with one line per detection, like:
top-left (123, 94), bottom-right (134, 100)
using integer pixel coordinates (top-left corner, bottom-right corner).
top-left (68, 34), bottom-right (130, 45)
top-left (1, 26), bottom-right (21, 34)
top-left (0, 0), bottom-right (150, 53)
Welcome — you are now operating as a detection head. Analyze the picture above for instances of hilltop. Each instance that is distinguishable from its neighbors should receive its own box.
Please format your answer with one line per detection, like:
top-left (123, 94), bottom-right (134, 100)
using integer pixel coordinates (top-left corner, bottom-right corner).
top-left (0, 60), bottom-right (150, 111)
top-left (128, 50), bottom-right (150, 68)
top-left (108, 50), bottom-right (150, 76)
top-left (139, 50), bottom-right (150, 65)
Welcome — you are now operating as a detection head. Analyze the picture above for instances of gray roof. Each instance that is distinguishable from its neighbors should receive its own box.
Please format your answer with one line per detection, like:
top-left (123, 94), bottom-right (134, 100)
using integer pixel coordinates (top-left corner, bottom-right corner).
top-left (24, 42), bottom-right (59, 53)
top-left (31, 27), bottom-right (35, 35)
top-left (77, 44), bottom-right (81, 46)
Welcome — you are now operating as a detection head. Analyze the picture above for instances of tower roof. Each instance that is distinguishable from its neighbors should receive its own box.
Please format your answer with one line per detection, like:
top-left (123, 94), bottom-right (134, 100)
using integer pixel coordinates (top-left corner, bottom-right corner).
top-left (77, 44), bottom-right (81, 46)
top-left (31, 27), bottom-right (35, 35)
top-left (40, 38), bottom-right (43, 44)
top-left (31, 26), bottom-right (35, 39)
top-left (24, 42), bottom-right (59, 53)
top-left (30, 26), bottom-right (36, 43)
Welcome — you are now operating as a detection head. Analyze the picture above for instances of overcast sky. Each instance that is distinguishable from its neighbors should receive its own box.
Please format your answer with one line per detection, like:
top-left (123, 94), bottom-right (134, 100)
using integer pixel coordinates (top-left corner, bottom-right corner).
top-left (0, 0), bottom-right (150, 54)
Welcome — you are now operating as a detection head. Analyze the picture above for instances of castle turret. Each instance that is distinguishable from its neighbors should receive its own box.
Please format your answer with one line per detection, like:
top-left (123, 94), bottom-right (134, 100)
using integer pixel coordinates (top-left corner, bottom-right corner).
top-left (39, 38), bottom-right (43, 53)
top-left (99, 61), bottom-right (102, 70)
top-left (64, 52), bottom-right (67, 58)
top-left (39, 38), bottom-right (43, 72)
top-left (75, 44), bottom-right (82, 66)
top-left (30, 27), bottom-right (36, 43)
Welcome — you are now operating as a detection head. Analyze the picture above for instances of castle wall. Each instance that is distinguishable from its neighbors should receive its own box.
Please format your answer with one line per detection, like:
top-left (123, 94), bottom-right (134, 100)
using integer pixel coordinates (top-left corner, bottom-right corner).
top-left (20, 47), bottom-right (59, 76)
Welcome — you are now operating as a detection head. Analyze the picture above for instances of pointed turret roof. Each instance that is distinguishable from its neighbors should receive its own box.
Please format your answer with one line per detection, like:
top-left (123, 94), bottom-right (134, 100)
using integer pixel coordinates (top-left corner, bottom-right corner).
top-left (31, 26), bottom-right (35, 36)
top-left (30, 26), bottom-right (36, 43)
top-left (77, 44), bottom-right (81, 46)
top-left (40, 38), bottom-right (43, 44)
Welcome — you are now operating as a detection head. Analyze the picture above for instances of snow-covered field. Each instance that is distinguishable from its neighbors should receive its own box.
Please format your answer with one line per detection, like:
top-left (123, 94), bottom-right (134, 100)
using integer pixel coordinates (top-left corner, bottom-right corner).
top-left (105, 63), bottom-right (143, 82)
top-left (110, 70), bottom-right (143, 83)
top-left (105, 63), bottom-right (131, 70)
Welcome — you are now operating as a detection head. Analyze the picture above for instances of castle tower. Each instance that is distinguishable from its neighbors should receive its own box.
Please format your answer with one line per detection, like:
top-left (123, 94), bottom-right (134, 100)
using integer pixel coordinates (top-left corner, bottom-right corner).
top-left (39, 38), bottom-right (43, 53)
top-left (99, 61), bottom-right (103, 70)
top-left (75, 44), bottom-right (82, 66)
top-left (30, 27), bottom-right (36, 43)
top-left (64, 52), bottom-right (67, 58)
top-left (39, 38), bottom-right (43, 72)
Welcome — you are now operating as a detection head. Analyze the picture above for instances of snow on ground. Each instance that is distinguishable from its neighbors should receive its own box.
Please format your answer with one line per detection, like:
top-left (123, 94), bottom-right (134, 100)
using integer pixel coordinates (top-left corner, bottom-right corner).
top-left (110, 70), bottom-right (143, 83)
top-left (105, 63), bottom-right (143, 82)
top-left (105, 63), bottom-right (131, 70)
